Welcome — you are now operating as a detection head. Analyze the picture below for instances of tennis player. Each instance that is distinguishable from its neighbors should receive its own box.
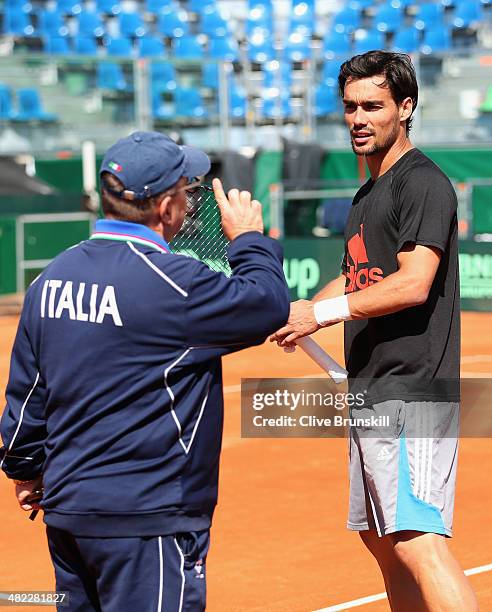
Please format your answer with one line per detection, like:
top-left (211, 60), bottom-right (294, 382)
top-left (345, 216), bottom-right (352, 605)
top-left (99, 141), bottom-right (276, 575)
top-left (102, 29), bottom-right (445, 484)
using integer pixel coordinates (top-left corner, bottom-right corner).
top-left (1, 131), bottom-right (290, 611)
top-left (272, 51), bottom-right (478, 611)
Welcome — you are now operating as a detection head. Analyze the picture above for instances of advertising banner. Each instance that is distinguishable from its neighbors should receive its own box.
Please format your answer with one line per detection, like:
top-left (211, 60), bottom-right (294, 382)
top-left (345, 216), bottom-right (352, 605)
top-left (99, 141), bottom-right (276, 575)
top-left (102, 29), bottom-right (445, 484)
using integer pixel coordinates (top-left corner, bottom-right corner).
top-left (283, 238), bottom-right (492, 311)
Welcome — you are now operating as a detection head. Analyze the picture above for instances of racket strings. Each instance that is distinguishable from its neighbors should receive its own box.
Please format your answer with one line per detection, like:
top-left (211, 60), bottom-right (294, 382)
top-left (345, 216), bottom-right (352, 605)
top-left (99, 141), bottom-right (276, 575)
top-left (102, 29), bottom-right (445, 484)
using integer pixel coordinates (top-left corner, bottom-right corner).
top-left (171, 186), bottom-right (232, 276)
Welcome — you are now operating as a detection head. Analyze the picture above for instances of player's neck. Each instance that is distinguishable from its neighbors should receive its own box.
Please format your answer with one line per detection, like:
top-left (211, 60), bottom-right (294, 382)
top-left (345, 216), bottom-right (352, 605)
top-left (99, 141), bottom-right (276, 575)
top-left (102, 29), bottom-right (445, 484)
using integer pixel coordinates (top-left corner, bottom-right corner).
top-left (148, 221), bottom-right (174, 244)
top-left (366, 137), bottom-right (414, 181)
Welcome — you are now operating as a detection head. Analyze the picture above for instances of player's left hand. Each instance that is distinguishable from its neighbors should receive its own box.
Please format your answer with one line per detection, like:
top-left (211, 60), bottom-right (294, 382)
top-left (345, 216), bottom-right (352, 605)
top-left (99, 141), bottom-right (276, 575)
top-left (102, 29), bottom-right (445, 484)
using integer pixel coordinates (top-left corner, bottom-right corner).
top-left (270, 300), bottom-right (320, 346)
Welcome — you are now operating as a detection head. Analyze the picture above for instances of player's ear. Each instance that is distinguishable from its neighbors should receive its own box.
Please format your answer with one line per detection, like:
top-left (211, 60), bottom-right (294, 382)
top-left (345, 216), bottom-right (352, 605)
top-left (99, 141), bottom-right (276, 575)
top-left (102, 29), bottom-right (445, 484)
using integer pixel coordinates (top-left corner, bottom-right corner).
top-left (158, 195), bottom-right (172, 225)
top-left (400, 97), bottom-right (413, 122)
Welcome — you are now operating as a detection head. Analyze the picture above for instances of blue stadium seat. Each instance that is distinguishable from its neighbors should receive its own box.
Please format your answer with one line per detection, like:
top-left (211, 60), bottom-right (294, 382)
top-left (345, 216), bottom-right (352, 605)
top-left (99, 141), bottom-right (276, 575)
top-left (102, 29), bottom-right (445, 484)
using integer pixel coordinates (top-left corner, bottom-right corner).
top-left (74, 36), bottom-right (98, 54)
top-left (375, 2), bottom-right (403, 33)
top-left (392, 26), bottom-right (420, 53)
top-left (322, 31), bottom-right (351, 59)
top-left (332, 6), bottom-right (361, 34)
top-left (175, 87), bottom-right (208, 118)
top-left (56, 0), bottom-right (82, 16)
top-left (261, 92), bottom-right (292, 119)
top-left (284, 30), bottom-right (312, 62)
top-left (152, 90), bottom-right (174, 120)
top-left (321, 59), bottom-right (342, 87)
top-left (350, 0), bottom-right (373, 9)
top-left (247, 29), bottom-right (276, 62)
top-left (96, 0), bottom-right (121, 15)
top-left (246, 3), bottom-right (273, 34)
top-left (151, 61), bottom-right (176, 92)
top-left (314, 84), bottom-right (337, 116)
top-left (453, 0), bottom-right (483, 28)
top-left (201, 5), bottom-right (229, 37)
top-left (106, 37), bottom-right (134, 56)
top-left (96, 62), bottom-right (128, 90)
top-left (77, 11), bottom-right (105, 38)
top-left (0, 85), bottom-right (15, 120)
top-left (188, 0), bottom-right (214, 12)
top-left (208, 36), bottom-right (239, 61)
top-left (248, 0), bottom-right (272, 6)
top-left (290, 1), bottom-right (315, 35)
top-left (3, 8), bottom-right (35, 36)
top-left (146, 0), bottom-right (176, 14)
top-left (202, 63), bottom-right (219, 88)
top-left (13, 88), bottom-right (58, 121)
top-left (354, 30), bottom-right (385, 54)
top-left (157, 8), bottom-right (190, 38)
top-left (44, 35), bottom-right (72, 54)
top-left (4, 0), bottom-right (31, 9)
top-left (174, 35), bottom-right (203, 59)
top-left (263, 61), bottom-right (292, 88)
top-left (137, 36), bottom-right (165, 57)
top-left (420, 26), bottom-right (451, 53)
top-left (38, 9), bottom-right (68, 37)
top-left (415, 4), bottom-right (444, 30)
top-left (119, 11), bottom-right (146, 38)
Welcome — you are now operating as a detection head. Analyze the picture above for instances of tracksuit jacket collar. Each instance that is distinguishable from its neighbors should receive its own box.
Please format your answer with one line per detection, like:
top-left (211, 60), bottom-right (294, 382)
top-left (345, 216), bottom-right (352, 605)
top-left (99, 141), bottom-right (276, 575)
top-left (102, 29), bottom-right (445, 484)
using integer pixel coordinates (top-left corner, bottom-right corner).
top-left (91, 219), bottom-right (171, 253)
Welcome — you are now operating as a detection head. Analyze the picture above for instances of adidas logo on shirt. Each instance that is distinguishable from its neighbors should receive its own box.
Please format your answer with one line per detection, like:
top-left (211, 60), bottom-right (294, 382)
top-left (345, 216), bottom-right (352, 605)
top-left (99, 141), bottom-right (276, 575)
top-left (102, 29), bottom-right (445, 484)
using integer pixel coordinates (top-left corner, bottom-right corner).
top-left (376, 447), bottom-right (391, 461)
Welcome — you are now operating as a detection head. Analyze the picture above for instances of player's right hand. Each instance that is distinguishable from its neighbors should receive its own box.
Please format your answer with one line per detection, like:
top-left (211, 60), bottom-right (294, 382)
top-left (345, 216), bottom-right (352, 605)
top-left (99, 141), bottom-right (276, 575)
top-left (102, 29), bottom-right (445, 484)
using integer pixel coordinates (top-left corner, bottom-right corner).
top-left (213, 178), bottom-right (264, 241)
top-left (15, 475), bottom-right (43, 512)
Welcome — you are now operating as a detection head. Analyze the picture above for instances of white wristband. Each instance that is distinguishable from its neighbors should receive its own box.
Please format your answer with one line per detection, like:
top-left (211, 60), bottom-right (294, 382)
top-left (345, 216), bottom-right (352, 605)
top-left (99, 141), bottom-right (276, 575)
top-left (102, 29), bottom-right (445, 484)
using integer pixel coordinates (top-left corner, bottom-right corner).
top-left (314, 295), bottom-right (351, 326)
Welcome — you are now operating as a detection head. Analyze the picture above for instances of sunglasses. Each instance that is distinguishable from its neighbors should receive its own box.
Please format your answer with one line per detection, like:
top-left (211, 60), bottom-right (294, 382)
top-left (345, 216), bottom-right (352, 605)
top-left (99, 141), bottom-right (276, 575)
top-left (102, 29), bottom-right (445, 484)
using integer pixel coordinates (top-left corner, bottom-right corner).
top-left (167, 177), bottom-right (213, 197)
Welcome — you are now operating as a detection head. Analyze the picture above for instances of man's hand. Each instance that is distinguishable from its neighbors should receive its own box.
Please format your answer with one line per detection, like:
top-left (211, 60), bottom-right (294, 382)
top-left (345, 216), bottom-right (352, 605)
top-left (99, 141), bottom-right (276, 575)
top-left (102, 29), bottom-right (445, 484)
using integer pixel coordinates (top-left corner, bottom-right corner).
top-left (213, 178), bottom-right (264, 241)
top-left (270, 299), bottom-right (321, 346)
top-left (15, 475), bottom-right (43, 512)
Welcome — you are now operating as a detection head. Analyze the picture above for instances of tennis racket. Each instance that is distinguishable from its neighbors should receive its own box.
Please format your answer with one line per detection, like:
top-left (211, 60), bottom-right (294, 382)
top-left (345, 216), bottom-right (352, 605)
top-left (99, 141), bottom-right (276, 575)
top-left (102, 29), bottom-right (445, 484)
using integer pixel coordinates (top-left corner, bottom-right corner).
top-left (170, 184), bottom-right (348, 383)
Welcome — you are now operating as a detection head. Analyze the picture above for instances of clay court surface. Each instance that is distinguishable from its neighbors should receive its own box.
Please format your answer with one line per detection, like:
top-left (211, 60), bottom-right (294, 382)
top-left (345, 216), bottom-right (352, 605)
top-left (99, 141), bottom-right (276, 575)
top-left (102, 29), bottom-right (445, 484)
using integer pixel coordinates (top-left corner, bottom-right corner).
top-left (0, 312), bottom-right (491, 611)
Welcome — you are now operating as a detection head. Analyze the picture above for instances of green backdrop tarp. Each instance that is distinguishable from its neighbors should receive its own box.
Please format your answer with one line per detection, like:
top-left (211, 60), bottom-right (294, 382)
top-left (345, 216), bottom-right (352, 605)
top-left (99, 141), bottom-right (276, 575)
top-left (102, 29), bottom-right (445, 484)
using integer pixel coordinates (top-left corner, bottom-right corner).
top-left (423, 148), bottom-right (492, 181)
top-left (0, 195), bottom-right (84, 215)
top-left (35, 156), bottom-right (104, 195)
top-left (458, 241), bottom-right (492, 311)
top-left (253, 151), bottom-right (283, 231)
top-left (0, 217), bottom-right (16, 295)
top-left (320, 149), bottom-right (365, 181)
top-left (472, 186), bottom-right (492, 235)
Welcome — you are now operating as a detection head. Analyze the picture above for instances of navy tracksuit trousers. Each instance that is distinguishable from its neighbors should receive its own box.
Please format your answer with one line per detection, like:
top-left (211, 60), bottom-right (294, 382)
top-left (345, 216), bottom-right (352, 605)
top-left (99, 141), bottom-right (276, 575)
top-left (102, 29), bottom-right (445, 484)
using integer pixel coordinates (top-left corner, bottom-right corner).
top-left (47, 527), bottom-right (209, 611)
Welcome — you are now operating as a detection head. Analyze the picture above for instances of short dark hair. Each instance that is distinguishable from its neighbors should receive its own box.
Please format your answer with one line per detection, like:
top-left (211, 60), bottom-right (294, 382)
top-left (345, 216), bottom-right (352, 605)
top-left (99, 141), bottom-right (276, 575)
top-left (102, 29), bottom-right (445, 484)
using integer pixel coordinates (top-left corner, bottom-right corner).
top-left (338, 50), bottom-right (418, 135)
top-left (100, 172), bottom-right (166, 224)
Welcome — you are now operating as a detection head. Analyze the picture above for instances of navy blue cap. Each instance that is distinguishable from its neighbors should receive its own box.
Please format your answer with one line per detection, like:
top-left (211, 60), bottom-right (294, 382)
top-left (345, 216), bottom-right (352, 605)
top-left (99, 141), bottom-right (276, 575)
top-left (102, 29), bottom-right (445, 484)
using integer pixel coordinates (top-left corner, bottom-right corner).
top-left (100, 131), bottom-right (211, 201)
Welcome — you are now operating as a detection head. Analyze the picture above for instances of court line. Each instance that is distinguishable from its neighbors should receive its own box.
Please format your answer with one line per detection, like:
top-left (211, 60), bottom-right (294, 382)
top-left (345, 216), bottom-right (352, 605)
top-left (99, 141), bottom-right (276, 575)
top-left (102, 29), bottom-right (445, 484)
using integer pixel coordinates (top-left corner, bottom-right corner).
top-left (461, 355), bottom-right (492, 363)
top-left (460, 371), bottom-right (492, 377)
top-left (313, 563), bottom-right (492, 611)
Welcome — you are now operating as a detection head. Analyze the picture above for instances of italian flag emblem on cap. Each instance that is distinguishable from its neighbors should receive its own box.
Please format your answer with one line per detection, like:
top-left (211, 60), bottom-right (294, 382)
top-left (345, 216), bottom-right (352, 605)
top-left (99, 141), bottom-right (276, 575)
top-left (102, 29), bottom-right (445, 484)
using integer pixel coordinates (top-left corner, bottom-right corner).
top-left (108, 161), bottom-right (122, 172)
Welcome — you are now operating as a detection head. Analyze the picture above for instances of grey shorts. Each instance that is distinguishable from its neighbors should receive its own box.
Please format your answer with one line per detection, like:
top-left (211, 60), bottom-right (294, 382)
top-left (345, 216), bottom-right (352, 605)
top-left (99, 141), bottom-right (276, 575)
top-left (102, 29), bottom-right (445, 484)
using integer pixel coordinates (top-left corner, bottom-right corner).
top-left (348, 400), bottom-right (459, 538)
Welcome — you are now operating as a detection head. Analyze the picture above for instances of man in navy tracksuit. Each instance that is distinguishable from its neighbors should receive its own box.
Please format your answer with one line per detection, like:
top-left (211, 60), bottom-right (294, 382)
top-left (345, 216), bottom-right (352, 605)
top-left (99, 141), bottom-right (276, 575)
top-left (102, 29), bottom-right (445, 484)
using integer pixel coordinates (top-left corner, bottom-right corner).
top-left (0, 132), bottom-right (290, 611)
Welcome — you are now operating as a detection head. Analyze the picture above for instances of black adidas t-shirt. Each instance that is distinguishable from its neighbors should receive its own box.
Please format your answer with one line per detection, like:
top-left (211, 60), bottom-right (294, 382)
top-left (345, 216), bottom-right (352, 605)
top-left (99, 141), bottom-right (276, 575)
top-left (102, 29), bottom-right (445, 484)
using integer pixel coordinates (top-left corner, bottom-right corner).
top-left (342, 148), bottom-right (460, 403)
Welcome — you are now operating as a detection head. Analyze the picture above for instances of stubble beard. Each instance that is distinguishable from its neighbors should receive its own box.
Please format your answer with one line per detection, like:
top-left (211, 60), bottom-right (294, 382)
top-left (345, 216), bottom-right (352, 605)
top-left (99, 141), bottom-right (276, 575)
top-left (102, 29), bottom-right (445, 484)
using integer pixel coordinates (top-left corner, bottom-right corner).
top-left (351, 120), bottom-right (401, 157)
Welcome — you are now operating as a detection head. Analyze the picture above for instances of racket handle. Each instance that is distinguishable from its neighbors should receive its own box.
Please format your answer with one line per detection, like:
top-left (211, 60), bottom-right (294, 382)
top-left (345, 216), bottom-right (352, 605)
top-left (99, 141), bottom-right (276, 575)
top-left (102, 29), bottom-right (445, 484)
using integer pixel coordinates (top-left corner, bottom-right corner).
top-left (295, 336), bottom-right (348, 383)
top-left (29, 509), bottom-right (39, 521)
